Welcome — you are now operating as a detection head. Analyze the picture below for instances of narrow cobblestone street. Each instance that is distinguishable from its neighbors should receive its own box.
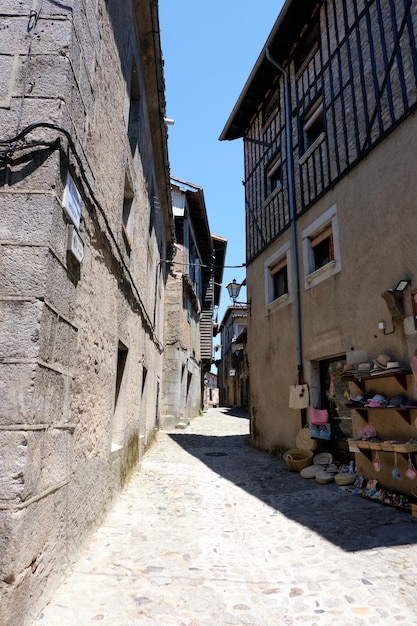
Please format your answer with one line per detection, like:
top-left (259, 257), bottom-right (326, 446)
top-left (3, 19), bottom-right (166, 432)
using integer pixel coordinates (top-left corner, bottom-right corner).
top-left (32, 407), bottom-right (417, 626)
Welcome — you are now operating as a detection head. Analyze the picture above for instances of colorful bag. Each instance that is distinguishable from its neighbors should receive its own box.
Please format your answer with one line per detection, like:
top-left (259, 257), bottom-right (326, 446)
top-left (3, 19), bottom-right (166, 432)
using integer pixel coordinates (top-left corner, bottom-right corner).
top-left (310, 408), bottom-right (329, 424)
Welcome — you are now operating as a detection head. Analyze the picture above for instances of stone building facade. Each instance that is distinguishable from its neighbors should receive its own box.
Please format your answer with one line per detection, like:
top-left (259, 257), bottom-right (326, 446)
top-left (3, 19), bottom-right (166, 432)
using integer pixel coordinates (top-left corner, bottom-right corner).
top-left (0, 1), bottom-right (173, 624)
top-left (220, 0), bottom-right (417, 475)
top-left (217, 306), bottom-right (248, 408)
top-left (160, 178), bottom-right (226, 428)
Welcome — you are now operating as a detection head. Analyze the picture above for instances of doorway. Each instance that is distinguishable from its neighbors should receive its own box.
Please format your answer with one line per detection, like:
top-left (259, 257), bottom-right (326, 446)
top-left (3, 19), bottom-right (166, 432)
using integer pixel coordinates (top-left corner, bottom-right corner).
top-left (319, 357), bottom-right (352, 438)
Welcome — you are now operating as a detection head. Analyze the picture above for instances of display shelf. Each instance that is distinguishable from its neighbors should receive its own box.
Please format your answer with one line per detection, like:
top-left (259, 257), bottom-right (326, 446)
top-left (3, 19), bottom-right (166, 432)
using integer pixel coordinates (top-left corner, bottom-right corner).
top-left (348, 438), bottom-right (417, 456)
top-left (350, 371), bottom-right (409, 392)
top-left (346, 405), bottom-right (413, 424)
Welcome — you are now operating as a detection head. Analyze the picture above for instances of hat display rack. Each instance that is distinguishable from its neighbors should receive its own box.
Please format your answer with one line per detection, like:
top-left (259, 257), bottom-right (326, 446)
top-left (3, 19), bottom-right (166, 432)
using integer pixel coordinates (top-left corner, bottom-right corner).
top-left (344, 349), bottom-right (417, 514)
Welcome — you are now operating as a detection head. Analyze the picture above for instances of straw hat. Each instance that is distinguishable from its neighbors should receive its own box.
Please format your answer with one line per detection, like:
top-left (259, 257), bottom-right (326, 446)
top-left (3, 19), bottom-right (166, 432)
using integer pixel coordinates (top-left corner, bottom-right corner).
top-left (300, 464), bottom-right (320, 479)
top-left (315, 470), bottom-right (335, 484)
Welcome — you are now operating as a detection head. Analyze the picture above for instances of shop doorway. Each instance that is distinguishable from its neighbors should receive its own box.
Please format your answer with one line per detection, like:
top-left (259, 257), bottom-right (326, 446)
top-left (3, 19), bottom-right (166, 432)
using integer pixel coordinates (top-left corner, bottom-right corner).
top-left (319, 357), bottom-right (352, 438)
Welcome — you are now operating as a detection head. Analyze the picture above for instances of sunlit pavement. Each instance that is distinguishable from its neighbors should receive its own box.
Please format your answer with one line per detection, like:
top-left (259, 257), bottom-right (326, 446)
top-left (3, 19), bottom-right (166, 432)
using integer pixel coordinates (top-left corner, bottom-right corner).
top-left (33, 407), bottom-right (417, 626)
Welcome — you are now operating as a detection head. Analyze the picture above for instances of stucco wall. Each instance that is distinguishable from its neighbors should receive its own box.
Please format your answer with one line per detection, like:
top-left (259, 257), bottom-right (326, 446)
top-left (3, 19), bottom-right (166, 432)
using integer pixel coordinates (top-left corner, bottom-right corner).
top-left (248, 112), bottom-right (417, 453)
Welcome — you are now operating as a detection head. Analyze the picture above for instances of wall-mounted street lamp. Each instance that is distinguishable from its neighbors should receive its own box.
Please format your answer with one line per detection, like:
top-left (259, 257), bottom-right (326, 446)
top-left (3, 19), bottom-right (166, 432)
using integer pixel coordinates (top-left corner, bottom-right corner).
top-left (226, 278), bottom-right (242, 302)
top-left (226, 278), bottom-right (251, 312)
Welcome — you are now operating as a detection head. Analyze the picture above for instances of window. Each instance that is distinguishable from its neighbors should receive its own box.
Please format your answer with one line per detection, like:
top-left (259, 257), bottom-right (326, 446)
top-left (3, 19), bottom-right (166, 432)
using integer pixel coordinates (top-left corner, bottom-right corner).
top-left (270, 258), bottom-right (288, 299)
top-left (112, 340), bottom-right (129, 449)
top-left (128, 61), bottom-right (141, 155)
top-left (266, 155), bottom-right (282, 198)
top-left (294, 15), bottom-right (320, 75)
top-left (301, 98), bottom-right (325, 154)
top-left (302, 205), bottom-right (341, 289)
top-left (310, 226), bottom-right (334, 270)
top-left (122, 173), bottom-right (134, 252)
top-left (264, 241), bottom-right (292, 312)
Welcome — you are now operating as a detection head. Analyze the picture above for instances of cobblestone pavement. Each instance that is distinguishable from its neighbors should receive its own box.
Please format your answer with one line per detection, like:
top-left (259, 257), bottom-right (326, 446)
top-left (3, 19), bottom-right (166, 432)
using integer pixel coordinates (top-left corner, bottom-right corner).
top-left (33, 407), bottom-right (417, 626)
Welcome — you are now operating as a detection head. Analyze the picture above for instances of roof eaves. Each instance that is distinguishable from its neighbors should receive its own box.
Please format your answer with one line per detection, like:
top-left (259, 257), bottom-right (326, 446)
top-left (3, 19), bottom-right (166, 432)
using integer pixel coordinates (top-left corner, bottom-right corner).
top-left (219, 0), bottom-right (318, 141)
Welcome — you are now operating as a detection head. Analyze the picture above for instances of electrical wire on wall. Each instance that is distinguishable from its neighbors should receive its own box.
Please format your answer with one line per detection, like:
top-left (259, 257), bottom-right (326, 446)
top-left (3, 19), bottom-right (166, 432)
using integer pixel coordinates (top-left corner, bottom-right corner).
top-left (0, 122), bottom-right (164, 350)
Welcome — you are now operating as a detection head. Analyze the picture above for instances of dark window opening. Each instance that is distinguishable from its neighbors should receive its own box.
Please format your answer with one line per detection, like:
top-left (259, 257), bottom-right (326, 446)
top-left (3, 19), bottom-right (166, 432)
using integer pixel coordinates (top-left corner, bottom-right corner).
top-left (115, 341), bottom-right (128, 408)
top-left (311, 227), bottom-right (334, 270)
top-left (302, 99), bottom-right (324, 153)
top-left (128, 61), bottom-right (141, 155)
top-left (266, 155), bottom-right (282, 197)
top-left (122, 173), bottom-right (134, 252)
top-left (270, 258), bottom-right (288, 300)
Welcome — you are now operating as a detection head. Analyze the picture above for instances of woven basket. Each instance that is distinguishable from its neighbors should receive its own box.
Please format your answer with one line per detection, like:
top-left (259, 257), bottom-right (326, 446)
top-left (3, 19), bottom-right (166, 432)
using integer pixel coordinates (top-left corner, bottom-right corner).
top-left (334, 472), bottom-right (356, 485)
top-left (283, 448), bottom-right (313, 472)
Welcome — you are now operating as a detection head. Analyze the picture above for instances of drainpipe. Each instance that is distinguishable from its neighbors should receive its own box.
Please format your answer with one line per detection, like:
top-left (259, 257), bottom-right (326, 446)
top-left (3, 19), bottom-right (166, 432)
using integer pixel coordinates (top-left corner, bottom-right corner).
top-left (266, 49), bottom-right (305, 419)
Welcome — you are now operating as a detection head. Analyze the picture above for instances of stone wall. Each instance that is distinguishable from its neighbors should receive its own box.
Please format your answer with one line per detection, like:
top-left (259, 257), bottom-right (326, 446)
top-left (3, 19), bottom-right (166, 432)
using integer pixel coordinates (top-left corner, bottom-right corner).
top-left (0, 1), bottom-right (171, 624)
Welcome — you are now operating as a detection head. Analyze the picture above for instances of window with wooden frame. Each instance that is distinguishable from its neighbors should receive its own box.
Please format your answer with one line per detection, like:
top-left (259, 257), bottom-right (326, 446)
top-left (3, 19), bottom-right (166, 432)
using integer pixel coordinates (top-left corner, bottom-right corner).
top-left (266, 154), bottom-right (282, 198)
top-left (310, 225), bottom-right (334, 271)
top-left (270, 257), bottom-right (288, 300)
top-left (301, 204), bottom-right (341, 289)
top-left (301, 97), bottom-right (325, 154)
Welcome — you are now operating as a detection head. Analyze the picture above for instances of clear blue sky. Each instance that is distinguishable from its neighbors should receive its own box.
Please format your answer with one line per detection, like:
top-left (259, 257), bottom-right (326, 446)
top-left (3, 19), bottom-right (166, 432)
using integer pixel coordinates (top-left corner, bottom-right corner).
top-left (159, 1), bottom-right (284, 324)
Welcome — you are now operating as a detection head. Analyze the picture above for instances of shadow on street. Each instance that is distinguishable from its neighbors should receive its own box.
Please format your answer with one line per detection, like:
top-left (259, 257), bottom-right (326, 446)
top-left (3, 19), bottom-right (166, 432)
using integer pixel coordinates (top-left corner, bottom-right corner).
top-left (169, 420), bottom-right (417, 553)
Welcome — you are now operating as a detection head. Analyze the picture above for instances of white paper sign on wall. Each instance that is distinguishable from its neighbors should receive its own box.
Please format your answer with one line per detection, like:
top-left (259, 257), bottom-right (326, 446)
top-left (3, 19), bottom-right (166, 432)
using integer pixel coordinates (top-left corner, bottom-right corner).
top-left (67, 225), bottom-right (84, 264)
top-left (62, 172), bottom-right (81, 229)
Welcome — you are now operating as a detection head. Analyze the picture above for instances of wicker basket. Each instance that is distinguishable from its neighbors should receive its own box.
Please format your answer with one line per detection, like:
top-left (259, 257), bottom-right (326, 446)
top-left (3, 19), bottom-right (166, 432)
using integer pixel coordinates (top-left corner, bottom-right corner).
top-left (283, 448), bottom-right (313, 472)
top-left (334, 472), bottom-right (356, 485)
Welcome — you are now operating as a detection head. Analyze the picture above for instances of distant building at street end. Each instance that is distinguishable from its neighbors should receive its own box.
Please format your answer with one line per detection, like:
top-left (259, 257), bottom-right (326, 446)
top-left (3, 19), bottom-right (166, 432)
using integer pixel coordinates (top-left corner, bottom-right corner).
top-left (160, 177), bottom-right (226, 428)
top-left (217, 305), bottom-right (249, 409)
top-left (204, 371), bottom-right (219, 409)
